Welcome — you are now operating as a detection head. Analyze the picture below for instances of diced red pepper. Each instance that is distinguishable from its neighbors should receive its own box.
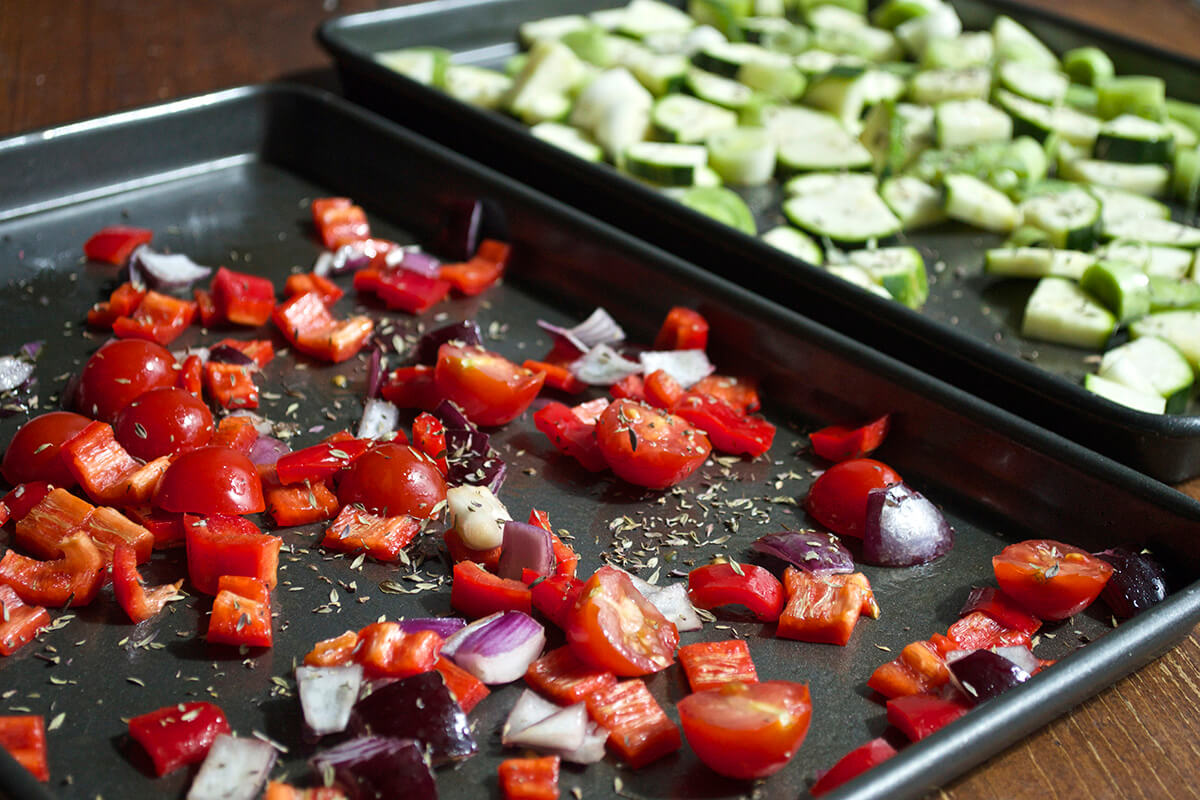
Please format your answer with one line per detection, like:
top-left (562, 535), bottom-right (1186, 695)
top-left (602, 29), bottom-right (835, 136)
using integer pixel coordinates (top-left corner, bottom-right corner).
top-left (642, 369), bottom-right (684, 409)
top-left (0, 531), bottom-right (105, 607)
top-left (691, 374), bottom-right (760, 414)
top-left (776, 567), bottom-right (866, 646)
top-left (12, 487), bottom-right (94, 559)
top-left (204, 361), bottom-right (259, 409)
top-left (947, 610), bottom-right (1033, 651)
top-left (84, 225), bottom-right (153, 265)
top-left (654, 307), bottom-right (708, 351)
top-left (178, 353), bottom-right (204, 397)
top-left (304, 630), bottom-right (361, 667)
top-left (886, 693), bottom-right (970, 742)
top-left (0, 715), bottom-right (49, 781)
top-left (441, 239), bottom-right (509, 296)
top-left (810, 737), bottom-right (898, 797)
top-left (312, 198), bottom-right (370, 249)
top-left (673, 392), bottom-right (775, 457)
top-left (59, 420), bottom-right (144, 504)
top-left (498, 755), bottom-right (559, 800)
top-left (87, 282), bottom-right (147, 329)
top-left (194, 287), bottom-right (221, 327)
top-left (320, 505), bottom-right (421, 562)
top-left (525, 646), bottom-right (617, 706)
top-left (263, 479), bottom-right (340, 528)
top-left (207, 575), bottom-right (272, 648)
top-left (610, 374), bottom-right (645, 401)
top-left (211, 414), bottom-right (259, 454)
top-left (80, 504), bottom-right (155, 564)
top-left (184, 514), bottom-right (281, 595)
top-left (127, 702), bottom-right (230, 776)
top-left (527, 510), bottom-right (578, 578)
top-left (273, 291), bottom-right (374, 363)
top-left (451, 561), bottom-right (532, 618)
top-left (523, 360), bottom-right (586, 394)
top-left (676, 639), bottom-right (758, 693)
top-left (435, 656), bottom-right (490, 713)
top-left (412, 412), bottom-right (449, 475)
top-left (210, 267), bottom-right (276, 327)
top-left (112, 290), bottom-right (197, 346)
top-left (687, 562), bottom-right (784, 622)
top-left (867, 638), bottom-right (951, 699)
top-left (356, 622), bottom-right (442, 678)
top-left (530, 574), bottom-right (584, 630)
top-left (959, 587), bottom-right (1042, 637)
top-left (111, 543), bottom-right (182, 623)
top-left (443, 528), bottom-right (502, 572)
top-left (276, 438), bottom-right (370, 485)
top-left (2, 482), bottom-right (53, 529)
top-left (809, 414), bottom-right (891, 463)
top-left (124, 506), bottom-right (187, 549)
top-left (381, 365), bottom-right (441, 411)
top-left (211, 338), bottom-right (275, 369)
top-left (0, 586), bottom-right (51, 657)
top-left (265, 782), bottom-right (349, 800)
top-left (356, 267), bottom-right (452, 314)
top-left (284, 272), bottom-right (344, 305)
top-left (585, 679), bottom-right (681, 768)
top-left (532, 401), bottom-right (607, 472)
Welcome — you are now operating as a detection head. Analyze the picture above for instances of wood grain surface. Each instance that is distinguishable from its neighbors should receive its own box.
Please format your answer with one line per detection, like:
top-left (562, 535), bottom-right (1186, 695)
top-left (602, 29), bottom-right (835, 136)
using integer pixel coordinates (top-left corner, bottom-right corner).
top-left (4, 1), bottom-right (1200, 798)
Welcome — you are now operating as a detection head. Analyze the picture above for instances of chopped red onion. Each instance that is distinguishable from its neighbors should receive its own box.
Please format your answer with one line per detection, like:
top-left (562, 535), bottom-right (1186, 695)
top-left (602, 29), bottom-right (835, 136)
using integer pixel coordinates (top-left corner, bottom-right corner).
top-left (247, 435), bottom-right (290, 466)
top-left (185, 734), bottom-right (277, 800)
top-left (433, 399), bottom-right (474, 431)
top-left (365, 345), bottom-right (384, 399)
top-left (19, 341), bottom-right (43, 361)
top-left (398, 617), bottom-right (467, 638)
top-left (644, 582), bottom-right (703, 632)
top-left (991, 645), bottom-right (1040, 676)
top-left (0, 357), bottom-right (34, 393)
top-left (386, 247), bottom-right (443, 279)
top-left (416, 321), bottom-right (483, 365)
top-left (497, 521), bottom-right (556, 581)
top-left (569, 343), bottom-right (643, 385)
top-left (313, 250), bottom-right (336, 278)
top-left (438, 199), bottom-right (483, 261)
top-left (310, 736), bottom-right (436, 800)
top-left (351, 672), bottom-right (477, 764)
top-left (443, 610), bottom-right (545, 684)
top-left (556, 721), bottom-right (610, 764)
top-left (862, 482), bottom-right (954, 567)
top-left (502, 689), bottom-right (587, 751)
top-left (537, 307), bottom-right (625, 353)
top-left (129, 245), bottom-right (212, 289)
top-left (947, 649), bottom-right (1030, 706)
top-left (1095, 547), bottom-right (1169, 619)
top-left (639, 349), bottom-right (714, 389)
top-left (357, 397), bottom-right (399, 440)
top-left (753, 530), bottom-right (855, 574)
top-left (207, 344), bottom-right (258, 369)
top-left (330, 240), bottom-right (379, 274)
top-left (297, 663), bottom-right (364, 736)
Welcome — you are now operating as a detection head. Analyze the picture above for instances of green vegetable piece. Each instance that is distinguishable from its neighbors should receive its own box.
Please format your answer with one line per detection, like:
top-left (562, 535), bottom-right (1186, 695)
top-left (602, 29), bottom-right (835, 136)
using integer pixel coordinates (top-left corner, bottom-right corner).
top-left (1080, 259), bottom-right (1152, 325)
top-left (1096, 75), bottom-right (1167, 121)
top-left (677, 186), bottom-right (757, 235)
top-left (1062, 47), bottom-right (1115, 87)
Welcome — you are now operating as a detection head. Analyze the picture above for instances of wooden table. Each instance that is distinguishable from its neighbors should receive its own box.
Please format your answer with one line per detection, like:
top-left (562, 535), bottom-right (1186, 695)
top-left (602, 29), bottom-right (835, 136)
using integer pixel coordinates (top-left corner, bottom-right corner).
top-left (4, 1), bottom-right (1200, 798)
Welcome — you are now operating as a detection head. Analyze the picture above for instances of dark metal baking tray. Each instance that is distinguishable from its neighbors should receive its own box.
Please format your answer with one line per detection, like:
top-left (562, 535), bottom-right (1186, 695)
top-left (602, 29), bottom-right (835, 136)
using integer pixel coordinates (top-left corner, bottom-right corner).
top-left (3, 85), bottom-right (1200, 800)
top-left (318, 0), bottom-right (1200, 484)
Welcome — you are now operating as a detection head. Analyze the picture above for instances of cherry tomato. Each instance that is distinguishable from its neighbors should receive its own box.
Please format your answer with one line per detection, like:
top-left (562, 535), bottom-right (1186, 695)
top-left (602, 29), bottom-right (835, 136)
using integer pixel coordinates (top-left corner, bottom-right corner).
top-left (678, 681), bottom-right (813, 780)
top-left (594, 399), bottom-right (712, 489)
top-left (806, 458), bottom-right (901, 538)
top-left (566, 565), bottom-right (679, 677)
top-left (114, 387), bottom-right (213, 461)
top-left (153, 446), bottom-right (265, 514)
top-left (1, 411), bottom-right (91, 487)
top-left (433, 343), bottom-right (545, 427)
top-left (75, 339), bottom-right (178, 422)
top-left (336, 442), bottom-right (446, 519)
top-left (993, 539), bottom-right (1114, 621)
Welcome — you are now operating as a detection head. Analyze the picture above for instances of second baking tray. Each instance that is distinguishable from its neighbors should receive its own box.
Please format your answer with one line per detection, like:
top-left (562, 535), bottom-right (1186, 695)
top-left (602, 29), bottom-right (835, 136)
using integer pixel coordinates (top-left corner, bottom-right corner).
top-left (318, 0), bottom-right (1200, 484)
top-left (3, 85), bottom-right (1200, 799)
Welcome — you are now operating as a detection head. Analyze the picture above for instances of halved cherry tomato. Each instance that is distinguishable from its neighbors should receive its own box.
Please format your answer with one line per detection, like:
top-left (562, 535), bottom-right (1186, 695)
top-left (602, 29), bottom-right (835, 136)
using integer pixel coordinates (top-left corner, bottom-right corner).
top-left (155, 446), bottom-right (265, 515)
top-left (809, 414), bottom-right (891, 463)
top-left (806, 458), bottom-right (901, 538)
top-left (654, 306), bottom-right (708, 351)
top-left (691, 374), bottom-right (759, 414)
top-left (74, 339), bottom-right (178, 423)
top-left (434, 344), bottom-right (545, 427)
top-left (993, 539), bottom-right (1114, 621)
top-left (594, 399), bottom-right (711, 489)
top-left (336, 442), bottom-right (446, 519)
top-left (678, 681), bottom-right (812, 780)
top-left (566, 566), bottom-right (678, 677)
top-left (1, 411), bottom-right (91, 487)
top-left (114, 387), bottom-right (213, 461)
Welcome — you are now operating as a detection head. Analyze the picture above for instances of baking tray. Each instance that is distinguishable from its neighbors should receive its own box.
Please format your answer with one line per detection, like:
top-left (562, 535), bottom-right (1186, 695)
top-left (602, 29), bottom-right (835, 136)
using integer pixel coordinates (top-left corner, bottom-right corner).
top-left (318, 0), bottom-right (1200, 484)
top-left (3, 85), bottom-right (1200, 800)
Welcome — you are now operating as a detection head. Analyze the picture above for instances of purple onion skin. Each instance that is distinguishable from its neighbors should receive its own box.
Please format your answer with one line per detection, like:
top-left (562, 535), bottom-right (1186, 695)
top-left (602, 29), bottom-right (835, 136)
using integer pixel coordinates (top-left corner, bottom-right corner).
top-left (207, 344), bottom-right (258, 368)
top-left (862, 482), bottom-right (954, 567)
top-left (949, 649), bottom-right (1031, 706)
top-left (443, 427), bottom-right (507, 493)
top-left (752, 531), bottom-right (854, 574)
top-left (311, 736), bottom-right (436, 800)
top-left (351, 671), bottom-right (476, 765)
top-left (437, 199), bottom-right (482, 262)
top-left (433, 399), bottom-right (475, 432)
top-left (365, 345), bottom-right (384, 399)
top-left (497, 521), bottom-right (556, 581)
top-left (416, 321), bottom-right (483, 365)
top-left (1095, 547), bottom-right (1169, 619)
top-left (397, 617), bottom-right (467, 639)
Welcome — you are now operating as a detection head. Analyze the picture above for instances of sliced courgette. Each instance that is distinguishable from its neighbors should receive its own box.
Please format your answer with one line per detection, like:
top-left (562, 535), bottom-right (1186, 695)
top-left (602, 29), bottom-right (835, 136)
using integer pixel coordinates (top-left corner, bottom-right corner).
top-left (1021, 277), bottom-right (1116, 349)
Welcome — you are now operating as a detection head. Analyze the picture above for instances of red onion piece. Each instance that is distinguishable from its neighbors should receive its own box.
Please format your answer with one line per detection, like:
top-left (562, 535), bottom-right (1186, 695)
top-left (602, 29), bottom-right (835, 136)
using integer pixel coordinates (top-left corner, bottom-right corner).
top-left (433, 400), bottom-right (507, 491)
top-left (351, 671), bottom-right (477, 765)
top-left (296, 663), bottom-right (363, 736)
top-left (397, 617), bottom-right (467, 638)
top-left (313, 250), bottom-right (336, 278)
top-left (416, 321), bottom-right (483, 365)
top-left (555, 720), bottom-right (610, 764)
top-left (639, 349), bottom-right (714, 389)
top-left (862, 482), bottom-right (954, 567)
top-left (433, 399), bottom-right (474, 431)
top-left (990, 645), bottom-right (1039, 676)
top-left (497, 521), bottom-right (556, 581)
top-left (569, 343), bottom-right (643, 385)
top-left (0, 356), bottom-right (34, 393)
top-left (502, 689), bottom-right (587, 751)
top-left (1095, 547), bottom-right (1169, 619)
top-left (365, 345), bottom-right (384, 399)
top-left (19, 341), bottom-right (43, 361)
top-left (129, 245), bottom-right (212, 290)
top-left (310, 736), bottom-right (436, 800)
top-left (442, 610), bottom-right (546, 684)
top-left (386, 247), bottom-right (443, 279)
top-left (753, 530), bottom-right (854, 574)
top-left (357, 398), bottom-right (399, 440)
top-left (327, 240), bottom-right (380, 275)
top-left (537, 307), bottom-right (626, 352)
top-left (207, 344), bottom-right (257, 369)
top-left (948, 649), bottom-right (1030, 706)
top-left (186, 734), bottom-right (277, 800)
top-left (438, 198), bottom-right (483, 261)
top-left (644, 582), bottom-right (703, 632)
top-left (247, 435), bottom-right (290, 466)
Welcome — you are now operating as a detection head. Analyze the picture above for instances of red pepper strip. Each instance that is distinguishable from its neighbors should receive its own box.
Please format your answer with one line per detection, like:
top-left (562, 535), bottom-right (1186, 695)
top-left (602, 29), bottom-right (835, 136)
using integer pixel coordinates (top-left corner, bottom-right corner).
top-left (320, 505), bottom-right (420, 562)
top-left (356, 622), bottom-right (443, 678)
top-left (443, 529), bottom-right (502, 573)
top-left (809, 414), bottom-right (891, 463)
top-left (193, 287), bottom-right (221, 327)
top-left (112, 290), bottom-right (197, 346)
top-left (691, 374), bottom-right (760, 414)
top-left (440, 239), bottom-right (510, 296)
top-left (59, 419), bottom-right (143, 504)
top-left (355, 267), bottom-right (452, 314)
top-left (273, 291), bottom-right (374, 363)
top-left (207, 575), bottom-right (272, 648)
top-left (498, 755), bottom-right (560, 800)
top-left (673, 392), bottom-right (776, 458)
top-left (204, 361), bottom-right (259, 410)
top-left (820, 572), bottom-right (882, 618)
top-left (87, 281), bottom-right (147, 329)
top-left (532, 401), bottom-right (608, 472)
top-left (585, 679), bottom-right (681, 769)
top-left (184, 513), bottom-right (281, 595)
top-left (284, 272), bottom-right (344, 305)
top-left (211, 414), bottom-right (259, 454)
top-left (304, 630), bottom-right (360, 667)
top-left (412, 412), bottom-right (449, 475)
top-left (124, 506), bottom-right (187, 549)
top-left (80, 504), bottom-right (156, 564)
top-left (128, 702), bottom-right (230, 776)
top-left (2, 482), bottom-right (53, 529)
top-left (653, 306), bottom-right (708, 351)
top-left (525, 646), bottom-right (617, 706)
top-left (111, 543), bottom-right (182, 623)
top-left (435, 656), bottom-right (490, 714)
top-left (676, 639), bottom-right (758, 693)
top-left (178, 353), bottom-right (204, 397)
top-left (212, 337), bottom-right (275, 369)
top-left (529, 574), bottom-right (585, 631)
top-left (959, 587), bottom-right (1042, 637)
top-left (381, 365), bottom-right (441, 411)
top-left (263, 479), bottom-right (340, 528)
top-left (0, 531), bottom-right (105, 607)
top-left (687, 562), bottom-right (784, 622)
top-left (810, 737), bottom-right (899, 797)
top-left (642, 369), bottom-right (684, 409)
top-left (867, 639), bottom-right (951, 699)
top-left (886, 693), bottom-right (970, 742)
top-left (210, 267), bottom-right (276, 327)
top-left (276, 438), bottom-right (370, 485)
top-left (947, 611), bottom-right (1033, 651)
top-left (266, 782), bottom-right (349, 800)
top-left (528, 509), bottom-right (578, 578)
top-left (0, 586), bottom-right (51, 657)
top-left (610, 374), bottom-right (645, 401)
top-left (12, 487), bottom-right (94, 559)
top-left (0, 715), bottom-right (49, 781)
top-left (451, 561), bottom-right (532, 618)
top-left (776, 567), bottom-right (867, 646)
top-left (523, 360), bottom-right (586, 394)
top-left (312, 197), bottom-right (370, 249)
top-left (83, 225), bottom-right (152, 265)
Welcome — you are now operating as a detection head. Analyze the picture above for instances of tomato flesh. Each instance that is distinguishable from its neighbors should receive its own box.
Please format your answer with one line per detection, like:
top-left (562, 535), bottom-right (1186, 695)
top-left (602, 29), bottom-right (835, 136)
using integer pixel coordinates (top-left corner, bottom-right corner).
top-left (566, 566), bottom-right (678, 677)
top-left (74, 339), bottom-right (178, 423)
top-left (335, 442), bottom-right (446, 519)
top-left (434, 344), bottom-right (544, 427)
top-left (114, 387), bottom-right (213, 460)
top-left (1, 411), bottom-right (91, 487)
top-left (993, 539), bottom-right (1113, 621)
top-left (678, 681), bottom-right (812, 780)
top-left (594, 399), bottom-right (711, 489)
top-left (806, 458), bottom-right (901, 538)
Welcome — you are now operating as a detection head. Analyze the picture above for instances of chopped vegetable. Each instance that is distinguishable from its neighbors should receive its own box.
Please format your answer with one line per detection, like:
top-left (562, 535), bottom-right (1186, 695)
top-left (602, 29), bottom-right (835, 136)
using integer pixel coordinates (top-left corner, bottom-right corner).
top-left (350, 671), bottom-right (478, 765)
top-left (862, 481), bottom-right (955, 566)
top-left (443, 610), bottom-right (546, 684)
top-left (677, 639), bottom-right (758, 693)
top-left (584, 679), bottom-right (681, 768)
top-left (296, 664), bottom-right (363, 736)
top-left (687, 562), bottom-right (785, 622)
top-left (0, 715), bottom-right (48, 781)
top-left (128, 702), bottom-right (230, 776)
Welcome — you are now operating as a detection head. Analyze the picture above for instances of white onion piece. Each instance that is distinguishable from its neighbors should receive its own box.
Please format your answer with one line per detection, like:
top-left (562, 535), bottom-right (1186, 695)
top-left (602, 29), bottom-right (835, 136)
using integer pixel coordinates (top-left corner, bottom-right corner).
top-left (500, 687), bottom-right (561, 738)
top-left (992, 645), bottom-right (1039, 676)
top-left (862, 482), bottom-right (954, 567)
top-left (357, 397), bottom-right (399, 440)
top-left (172, 345), bottom-right (210, 364)
top-left (446, 484), bottom-right (511, 550)
top-left (296, 663), bottom-right (363, 736)
top-left (313, 250), bottom-right (336, 278)
top-left (186, 734), bottom-right (277, 800)
top-left (386, 247), bottom-right (443, 279)
top-left (639, 349), bottom-right (714, 389)
top-left (646, 582), bottom-right (704, 632)
top-left (443, 611), bottom-right (545, 684)
top-left (0, 357), bottom-right (34, 393)
top-left (569, 343), bottom-right (643, 385)
top-left (551, 721), bottom-right (610, 764)
top-left (502, 690), bottom-right (587, 751)
top-left (129, 245), bottom-right (212, 289)
top-left (538, 307), bottom-right (625, 352)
